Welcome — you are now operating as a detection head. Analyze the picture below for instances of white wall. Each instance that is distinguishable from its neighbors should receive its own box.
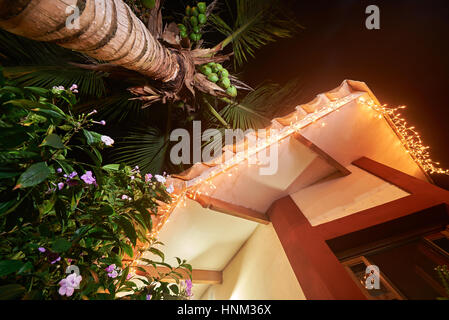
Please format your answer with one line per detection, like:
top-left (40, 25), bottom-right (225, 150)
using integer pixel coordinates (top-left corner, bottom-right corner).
top-left (290, 165), bottom-right (410, 226)
top-left (200, 223), bottom-right (305, 300)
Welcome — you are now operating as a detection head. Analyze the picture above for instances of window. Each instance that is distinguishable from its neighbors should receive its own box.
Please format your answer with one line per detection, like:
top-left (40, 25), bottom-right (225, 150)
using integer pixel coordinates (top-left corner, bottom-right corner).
top-left (326, 205), bottom-right (449, 300)
top-left (340, 230), bottom-right (449, 300)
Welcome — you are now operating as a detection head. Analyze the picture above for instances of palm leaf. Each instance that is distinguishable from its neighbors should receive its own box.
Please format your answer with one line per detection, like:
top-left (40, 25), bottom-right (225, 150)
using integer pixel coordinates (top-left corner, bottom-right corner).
top-left (210, 0), bottom-right (303, 67)
top-left (75, 93), bottom-right (145, 123)
top-left (112, 127), bottom-right (169, 174)
top-left (4, 66), bottom-right (106, 98)
top-left (219, 84), bottom-right (277, 130)
top-left (0, 30), bottom-right (106, 97)
top-left (218, 78), bottom-right (305, 130)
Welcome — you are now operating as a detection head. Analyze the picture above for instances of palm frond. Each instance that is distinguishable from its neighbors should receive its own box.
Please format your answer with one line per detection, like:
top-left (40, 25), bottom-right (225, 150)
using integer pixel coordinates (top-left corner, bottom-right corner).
top-left (74, 93), bottom-right (145, 123)
top-left (0, 30), bottom-right (106, 97)
top-left (219, 84), bottom-right (277, 130)
top-left (210, 0), bottom-right (303, 67)
top-left (218, 78), bottom-right (305, 130)
top-left (4, 66), bottom-right (106, 98)
top-left (112, 127), bottom-right (169, 174)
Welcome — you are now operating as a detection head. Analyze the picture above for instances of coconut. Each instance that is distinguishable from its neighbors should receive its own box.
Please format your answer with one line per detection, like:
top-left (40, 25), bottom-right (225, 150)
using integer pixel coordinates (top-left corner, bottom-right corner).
top-left (219, 77), bottom-right (231, 89)
top-left (201, 65), bottom-right (212, 76)
top-left (180, 30), bottom-right (187, 38)
top-left (190, 16), bottom-right (198, 26)
top-left (193, 26), bottom-right (200, 34)
top-left (198, 13), bottom-right (207, 25)
top-left (207, 73), bottom-right (219, 83)
top-left (198, 2), bottom-right (207, 13)
top-left (220, 69), bottom-right (229, 78)
top-left (226, 86), bottom-right (237, 97)
top-left (191, 6), bottom-right (199, 16)
top-left (185, 5), bottom-right (191, 16)
top-left (178, 24), bottom-right (187, 32)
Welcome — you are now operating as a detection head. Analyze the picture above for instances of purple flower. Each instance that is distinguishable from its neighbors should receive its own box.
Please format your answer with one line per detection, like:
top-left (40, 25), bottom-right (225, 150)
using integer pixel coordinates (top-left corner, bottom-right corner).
top-left (105, 264), bottom-right (116, 273)
top-left (146, 294), bottom-right (152, 300)
top-left (38, 247), bottom-right (46, 253)
top-left (81, 171), bottom-right (96, 185)
top-left (185, 279), bottom-right (193, 297)
top-left (145, 174), bottom-right (153, 182)
top-left (69, 84), bottom-right (78, 94)
top-left (126, 274), bottom-right (132, 280)
top-left (57, 168), bottom-right (63, 173)
top-left (68, 171), bottom-right (77, 179)
top-left (51, 256), bottom-right (61, 264)
top-left (58, 273), bottom-right (82, 297)
top-left (108, 270), bottom-right (118, 278)
top-left (100, 120), bottom-right (106, 126)
top-left (57, 182), bottom-right (64, 190)
top-left (121, 195), bottom-right (130, 201)
top-left (101, 135), bottom-right (114, 146)
top-left (155, 175), bottom-right (166, 183)
top-left (88, 109), bottom-right (97, 116)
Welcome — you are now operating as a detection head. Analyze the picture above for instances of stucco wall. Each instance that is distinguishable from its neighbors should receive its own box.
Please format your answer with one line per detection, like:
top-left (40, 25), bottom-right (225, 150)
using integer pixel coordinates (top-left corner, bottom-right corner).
top-left (200, 223), bottom-right (305, 300)
top-left (290, 165), bottom-right (410, 226)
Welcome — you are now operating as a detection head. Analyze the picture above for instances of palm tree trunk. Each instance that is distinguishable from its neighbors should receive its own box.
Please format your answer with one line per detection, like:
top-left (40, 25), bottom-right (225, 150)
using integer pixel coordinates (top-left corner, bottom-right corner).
top-left (0, 0), bottom-right (180, 82)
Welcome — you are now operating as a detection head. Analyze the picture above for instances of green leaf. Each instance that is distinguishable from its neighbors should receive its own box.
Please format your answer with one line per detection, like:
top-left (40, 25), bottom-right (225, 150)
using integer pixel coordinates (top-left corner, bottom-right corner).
top-left (51, 238), bottom-right (72, 253)
top-left (5, 100), bottom-right (66, 119)
top-left (0, 66), bottom-right (5, 87)
top-left (41, 133), bottom-right (65, 149)
top-left (0, 260), bottom-right (24, 277)
top-left (169, 284), bottom-right (179, 295)
top-left (121, 243), bottom-right (134, 258)
top-left (102, 164), bottom-right (120, 171)
top-left (24, 86), bottom-right (49, 96)
top-left (0, 167), bottom-right (21, 179)
top-left (0, 284), bottom-right (26, 300)
top-left (112, 126), bottom-right (169, 174)
top-left (15, 162), bottom-right (50, 188)
top-left (149, 247), bottom-right (165, 262)
top-left (17, 261), bottom-right (33, 275)
top-left (94, 204), bottom-right (114, 217)
top-left (0, 199), bottom-right (17, 216)
top-left (210, 0), bottom-right (302, 67)
top-left (83, 129), bottom-right (103, 146)
top-left (115, 217), bottom-right (137, 246)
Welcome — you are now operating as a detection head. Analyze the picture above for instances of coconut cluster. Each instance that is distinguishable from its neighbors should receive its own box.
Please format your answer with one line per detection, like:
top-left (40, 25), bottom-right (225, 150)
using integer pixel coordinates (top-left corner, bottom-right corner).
top-left (201, 62), bottom-right (237, 97)
top-left (178, 2), bottom-right (208, 42)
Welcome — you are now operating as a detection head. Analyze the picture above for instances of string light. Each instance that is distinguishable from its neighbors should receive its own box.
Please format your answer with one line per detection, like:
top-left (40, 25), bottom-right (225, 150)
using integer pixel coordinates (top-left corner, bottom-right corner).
top-left (126, 92), bottom-right (449, 273)
top-left (358, 96), bottom-right (449, 175)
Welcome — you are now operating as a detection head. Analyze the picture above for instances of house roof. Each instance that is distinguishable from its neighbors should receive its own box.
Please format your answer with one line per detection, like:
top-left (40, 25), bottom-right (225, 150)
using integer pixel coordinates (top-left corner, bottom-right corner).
top-left (135, 80), bottom-right (429, 298)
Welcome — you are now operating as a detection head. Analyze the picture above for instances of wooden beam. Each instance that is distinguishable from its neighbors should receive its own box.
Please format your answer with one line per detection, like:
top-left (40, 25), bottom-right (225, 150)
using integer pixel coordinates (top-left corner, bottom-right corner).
top-left (194, 194), bottom-right (270, 224)
top-left (293, 133), bottom-right (351, 176)
top-left (135, 266), bottom-right (222, 285)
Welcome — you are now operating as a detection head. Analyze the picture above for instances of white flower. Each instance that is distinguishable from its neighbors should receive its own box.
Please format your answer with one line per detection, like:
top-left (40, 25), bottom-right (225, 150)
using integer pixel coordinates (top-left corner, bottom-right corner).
top-left (155, 175), bottom-right (166, 183)
top-left (166, 184), bottom-right (174, 194)
top-left (101, 135), bottom-right (114, 146)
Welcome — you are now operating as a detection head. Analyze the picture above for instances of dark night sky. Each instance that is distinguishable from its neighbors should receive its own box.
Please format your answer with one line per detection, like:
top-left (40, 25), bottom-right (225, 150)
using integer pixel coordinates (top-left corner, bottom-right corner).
top-left (240, 0), bottom-right (449, 190)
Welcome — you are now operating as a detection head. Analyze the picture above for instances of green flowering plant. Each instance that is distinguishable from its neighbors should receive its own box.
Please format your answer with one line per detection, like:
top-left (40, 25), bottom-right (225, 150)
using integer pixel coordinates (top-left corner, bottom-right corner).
top-left (0, 69), bottom-right (192, 300)
top-left (436, 265), bottom-right (449, 300)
